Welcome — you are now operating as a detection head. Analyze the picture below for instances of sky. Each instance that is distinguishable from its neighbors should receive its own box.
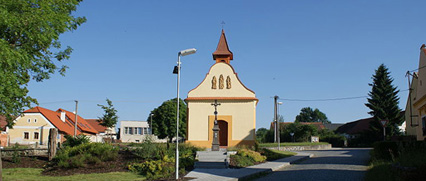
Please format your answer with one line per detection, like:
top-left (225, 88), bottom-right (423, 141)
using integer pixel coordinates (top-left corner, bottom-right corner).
top-left (27, 0), bottom-right (426, 130)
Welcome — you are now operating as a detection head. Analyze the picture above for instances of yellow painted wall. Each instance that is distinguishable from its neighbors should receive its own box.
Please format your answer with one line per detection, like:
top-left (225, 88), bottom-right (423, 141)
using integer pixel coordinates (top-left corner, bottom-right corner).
top-left (187, 100), bottom-right (256, 141)
top-left (186, 62), bottom-right (256, 148)
top-left (406, 75), bottom-right (418, 136)
top-left (7, 113), bottom-right (56, 145)
top-left (188, 62), bottom-right (255, 98)
top-left (412, 47), bottom-right (426, 141)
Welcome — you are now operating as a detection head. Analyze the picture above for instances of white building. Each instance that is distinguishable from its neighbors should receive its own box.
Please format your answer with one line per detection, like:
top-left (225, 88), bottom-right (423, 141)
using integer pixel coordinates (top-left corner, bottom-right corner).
top-left (120, 120), bottom-right (151, 143)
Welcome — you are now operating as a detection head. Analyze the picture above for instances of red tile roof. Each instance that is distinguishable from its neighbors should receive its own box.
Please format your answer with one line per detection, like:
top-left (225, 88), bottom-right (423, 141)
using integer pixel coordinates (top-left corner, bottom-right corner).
top-left (270, 122), bottom-right (326, 130)
top-left (24, 106), bottom-right (81, 135)
top-left (335, 117), bottom-right (373, 135)
top-left (85, 119), bottom-right (108, 133)
top-left (212, 29), bottom-right (233, 60)
top-left (57, 109), bottom-right (98, 134)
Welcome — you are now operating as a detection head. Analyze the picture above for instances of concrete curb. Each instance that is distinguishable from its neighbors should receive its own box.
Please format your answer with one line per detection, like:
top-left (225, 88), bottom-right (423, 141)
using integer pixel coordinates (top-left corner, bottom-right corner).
top-left (185, 152), bottom-right (314, 181)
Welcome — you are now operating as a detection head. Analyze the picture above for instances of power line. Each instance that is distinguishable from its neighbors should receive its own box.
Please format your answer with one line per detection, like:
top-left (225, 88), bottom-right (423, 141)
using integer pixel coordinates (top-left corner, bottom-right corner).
top-left (277, 89), bottom-right (409, 102)
top-left (410, 65), bottom-right (426, 73)
top-left (38, 99), bottom-right (159, 105)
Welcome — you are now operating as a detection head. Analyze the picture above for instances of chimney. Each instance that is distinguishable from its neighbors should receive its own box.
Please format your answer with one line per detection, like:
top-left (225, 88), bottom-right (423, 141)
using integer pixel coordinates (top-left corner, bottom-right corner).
top-left (60, 111), bottom-right (66, 122)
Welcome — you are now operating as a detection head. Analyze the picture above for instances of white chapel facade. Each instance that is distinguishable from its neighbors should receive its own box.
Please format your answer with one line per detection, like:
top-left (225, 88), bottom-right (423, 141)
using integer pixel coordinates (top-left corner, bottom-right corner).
top-left (185, 30), bottom-right (258, 148)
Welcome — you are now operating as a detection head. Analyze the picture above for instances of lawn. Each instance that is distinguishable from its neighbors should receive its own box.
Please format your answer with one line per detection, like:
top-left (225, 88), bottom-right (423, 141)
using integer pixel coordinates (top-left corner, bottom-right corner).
top-left (3, 168), bottom-right (145, 181)
top-left (260, 142), bottom-right (329, 147)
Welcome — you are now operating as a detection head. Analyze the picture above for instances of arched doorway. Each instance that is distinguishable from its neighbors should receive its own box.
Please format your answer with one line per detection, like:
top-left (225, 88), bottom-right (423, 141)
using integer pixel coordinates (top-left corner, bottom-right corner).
top-left (218, 120), bottom-right (228, 146)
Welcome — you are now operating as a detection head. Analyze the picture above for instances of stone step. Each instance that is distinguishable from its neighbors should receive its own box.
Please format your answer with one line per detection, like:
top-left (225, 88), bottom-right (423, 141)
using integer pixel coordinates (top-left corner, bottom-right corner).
top-left (194, 161), bottom-right (227, 169)
top-left (195, 150), bottom-right (230, 169)
top-left (196, 151), bottom-right (227, 161)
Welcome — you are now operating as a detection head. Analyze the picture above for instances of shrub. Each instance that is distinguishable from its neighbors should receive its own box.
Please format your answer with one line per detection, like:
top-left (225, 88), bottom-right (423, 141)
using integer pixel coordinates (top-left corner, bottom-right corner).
top-left (128, 155), bottom-right (175, 180)
top-left (237, 149), bottom-right (266, 163)
top-left (230, 154), bottom-right (254, 168)
top-left (63, 134), bottom-right (90, 147)
top-left (367, 141), bottom-right (426, 181)
top-left (371, 141), bottom-right (399, 161)
top-left (11, 143), bottom-right (21, 163)
top-left (53, 142), bottom-right (118, 168)
top-left (229, 148), bottom-right (266, 168)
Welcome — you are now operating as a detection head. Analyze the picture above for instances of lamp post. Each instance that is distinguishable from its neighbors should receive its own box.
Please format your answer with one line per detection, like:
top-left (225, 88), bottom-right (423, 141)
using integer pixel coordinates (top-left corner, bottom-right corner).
top-left (290, 132), bottom-right (294, 142)
top-left (174, 48), bottom-right (196, 180)
top-left (277, 102), bottom-right (282, 150)
top-left (150, 114), bottom-right (154, 135)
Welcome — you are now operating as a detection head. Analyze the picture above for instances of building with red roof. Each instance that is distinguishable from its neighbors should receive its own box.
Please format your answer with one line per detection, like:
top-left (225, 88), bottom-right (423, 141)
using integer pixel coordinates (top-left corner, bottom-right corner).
top-left (6, 106), bottom-right (98, 145)
top-left (86, 119), bottom-right (117, 142)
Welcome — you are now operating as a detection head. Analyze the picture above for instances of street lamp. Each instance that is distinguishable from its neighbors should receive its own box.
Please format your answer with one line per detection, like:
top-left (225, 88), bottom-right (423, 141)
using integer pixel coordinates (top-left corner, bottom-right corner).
top-left (290, 132), bottom-right (295, 142)
top-left (150, 114), bottom-right (154, 135)
top-left (174, 48), bottom-right (196, 180)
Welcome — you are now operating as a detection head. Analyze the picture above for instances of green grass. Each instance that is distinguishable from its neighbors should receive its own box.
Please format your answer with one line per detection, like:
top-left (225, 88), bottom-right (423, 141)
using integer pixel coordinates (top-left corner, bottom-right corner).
top-left (261, 148), bottom-right (297, 161)
top-left (3, 168), bottom-right (145, 181)
top-left (364, 161), bottom-right (395, 181)
top-left (259, 142), bottom-right (329, 147)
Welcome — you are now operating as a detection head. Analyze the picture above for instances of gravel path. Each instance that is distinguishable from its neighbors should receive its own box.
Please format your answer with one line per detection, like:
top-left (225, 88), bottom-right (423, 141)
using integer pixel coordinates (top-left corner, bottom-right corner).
top-left (255, 148), bottom-right (371, 181)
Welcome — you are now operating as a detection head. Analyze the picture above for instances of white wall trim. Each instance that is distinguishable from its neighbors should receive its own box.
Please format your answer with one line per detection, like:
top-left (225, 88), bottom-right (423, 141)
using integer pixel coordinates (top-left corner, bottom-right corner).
top-left (12, 126), bottom-right (54, 129)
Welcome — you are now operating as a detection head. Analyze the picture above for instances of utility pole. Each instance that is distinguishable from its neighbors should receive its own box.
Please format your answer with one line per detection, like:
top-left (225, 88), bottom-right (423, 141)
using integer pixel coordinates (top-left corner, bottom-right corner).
top-left (274, 95), bottom-right (278, 143)
top-left (74, 100), bottom-right (78, 137)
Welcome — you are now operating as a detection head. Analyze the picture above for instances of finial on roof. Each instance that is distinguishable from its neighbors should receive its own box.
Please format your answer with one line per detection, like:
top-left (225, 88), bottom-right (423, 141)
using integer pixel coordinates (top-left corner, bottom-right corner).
top-left (421, 44), bottom-right (426, 50)
top-left (212, 29), bottom-right (233, 64)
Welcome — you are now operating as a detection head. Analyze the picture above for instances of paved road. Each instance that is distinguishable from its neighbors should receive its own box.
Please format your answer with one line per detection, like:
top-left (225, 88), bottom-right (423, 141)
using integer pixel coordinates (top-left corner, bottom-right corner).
top-left (255, 148), bottom-right (371, 181)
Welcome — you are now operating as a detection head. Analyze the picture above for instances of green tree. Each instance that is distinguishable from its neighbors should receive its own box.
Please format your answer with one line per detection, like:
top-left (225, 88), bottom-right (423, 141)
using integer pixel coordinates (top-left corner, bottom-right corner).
top-left (280, 122), bottom-right (318, 142)
top-left (256, 128), bottom-right (269, 143)
top-left (365, 64), bottom-right (403, 138)
top-left (97, 98), bottom-right (118, 140)
top-left (0, 0), bottom-right (86, 126)
top-left (295, 107), bottom-right (330, 124)
top-left (148, 98), bottom-right (187, 144)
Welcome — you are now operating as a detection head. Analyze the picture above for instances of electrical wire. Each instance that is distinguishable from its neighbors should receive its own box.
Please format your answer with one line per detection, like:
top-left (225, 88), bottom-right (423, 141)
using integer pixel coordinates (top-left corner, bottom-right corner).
top-left (277, 89), bottom-right (409, 102)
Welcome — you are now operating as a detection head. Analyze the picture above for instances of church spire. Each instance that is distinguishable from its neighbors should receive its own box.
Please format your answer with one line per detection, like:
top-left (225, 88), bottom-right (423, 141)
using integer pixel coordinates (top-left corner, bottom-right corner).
top-left (212, 29), bottom-right (233, 64)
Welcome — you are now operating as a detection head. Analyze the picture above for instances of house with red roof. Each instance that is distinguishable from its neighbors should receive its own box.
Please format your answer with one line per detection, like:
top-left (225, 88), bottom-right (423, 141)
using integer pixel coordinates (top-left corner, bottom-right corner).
top-left (6, 106), bottom-right (98, 145)
top-left (86, 119), bottom-right (117, 142)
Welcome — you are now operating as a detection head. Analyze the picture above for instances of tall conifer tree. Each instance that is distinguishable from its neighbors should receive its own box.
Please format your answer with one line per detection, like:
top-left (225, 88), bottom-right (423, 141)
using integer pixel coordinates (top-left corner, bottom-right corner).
top-left (365, 64), bottom-right (403, 138)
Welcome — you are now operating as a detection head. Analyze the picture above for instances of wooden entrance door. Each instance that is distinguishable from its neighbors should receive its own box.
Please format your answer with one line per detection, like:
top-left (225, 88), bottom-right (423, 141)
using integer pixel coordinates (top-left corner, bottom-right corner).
top-left (218, 120), bottom-right (228, 146)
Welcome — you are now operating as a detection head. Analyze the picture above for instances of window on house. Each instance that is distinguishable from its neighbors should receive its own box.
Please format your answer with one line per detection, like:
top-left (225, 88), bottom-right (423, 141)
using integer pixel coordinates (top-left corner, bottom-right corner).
top-left (124, 127), bottom-right (129, 134)
top-left (129, 127), bottom-right (133, 135)
top-left (143, 128), bottom-right (148, 135)
top-left (34, 119), bottom-right (37, 123)
top-left (24, 132), bottom-right (29, 139)
top-left (27, 119), bottom-right (31, 123)
top-left (135, 140), bottom-right (140, 143)
top-left (34, 132), bottom-right (39, 139)
top-left (138, 127), bottom-right (142, 135)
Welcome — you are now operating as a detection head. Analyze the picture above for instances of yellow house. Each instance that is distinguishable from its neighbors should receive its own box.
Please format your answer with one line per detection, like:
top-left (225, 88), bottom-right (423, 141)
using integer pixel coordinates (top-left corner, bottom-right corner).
top-left (405, 71), bottom-right (418, 137)
top-left (185, 30), bottom-right (258, 148)
top-left (407, 44), bottom-right (426, 140)
top-left (7, 106), bottom-right (98, 145)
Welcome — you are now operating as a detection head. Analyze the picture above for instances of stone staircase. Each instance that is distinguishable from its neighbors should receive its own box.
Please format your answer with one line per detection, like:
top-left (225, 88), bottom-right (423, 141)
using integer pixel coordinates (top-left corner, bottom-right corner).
top-left (195, 149), bottom-right (234, 169)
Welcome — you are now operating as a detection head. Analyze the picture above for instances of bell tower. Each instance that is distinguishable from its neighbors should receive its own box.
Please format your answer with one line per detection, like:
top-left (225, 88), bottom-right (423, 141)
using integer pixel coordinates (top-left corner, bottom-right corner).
top-left (212, 29), bottom-right (233, 64)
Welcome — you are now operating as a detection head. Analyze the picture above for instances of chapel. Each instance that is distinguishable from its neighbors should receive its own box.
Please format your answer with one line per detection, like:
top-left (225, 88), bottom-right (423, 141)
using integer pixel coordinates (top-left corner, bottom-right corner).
top-left (185, 30), bottom-right (258, 148)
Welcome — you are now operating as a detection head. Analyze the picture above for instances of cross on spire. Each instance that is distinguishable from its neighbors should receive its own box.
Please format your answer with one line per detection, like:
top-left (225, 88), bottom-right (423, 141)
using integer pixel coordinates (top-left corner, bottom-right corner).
top-left (221, 21), bottom-right (225, 29)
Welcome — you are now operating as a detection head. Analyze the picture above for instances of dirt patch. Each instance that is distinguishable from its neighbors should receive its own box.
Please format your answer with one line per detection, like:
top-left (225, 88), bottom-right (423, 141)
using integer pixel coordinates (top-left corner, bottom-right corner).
top-left (2, 156), bottom-right (49, 168)
top-left (1, 150), bottom-right (140, 176)
top-left (42, 150), bottom-right (139, 176)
